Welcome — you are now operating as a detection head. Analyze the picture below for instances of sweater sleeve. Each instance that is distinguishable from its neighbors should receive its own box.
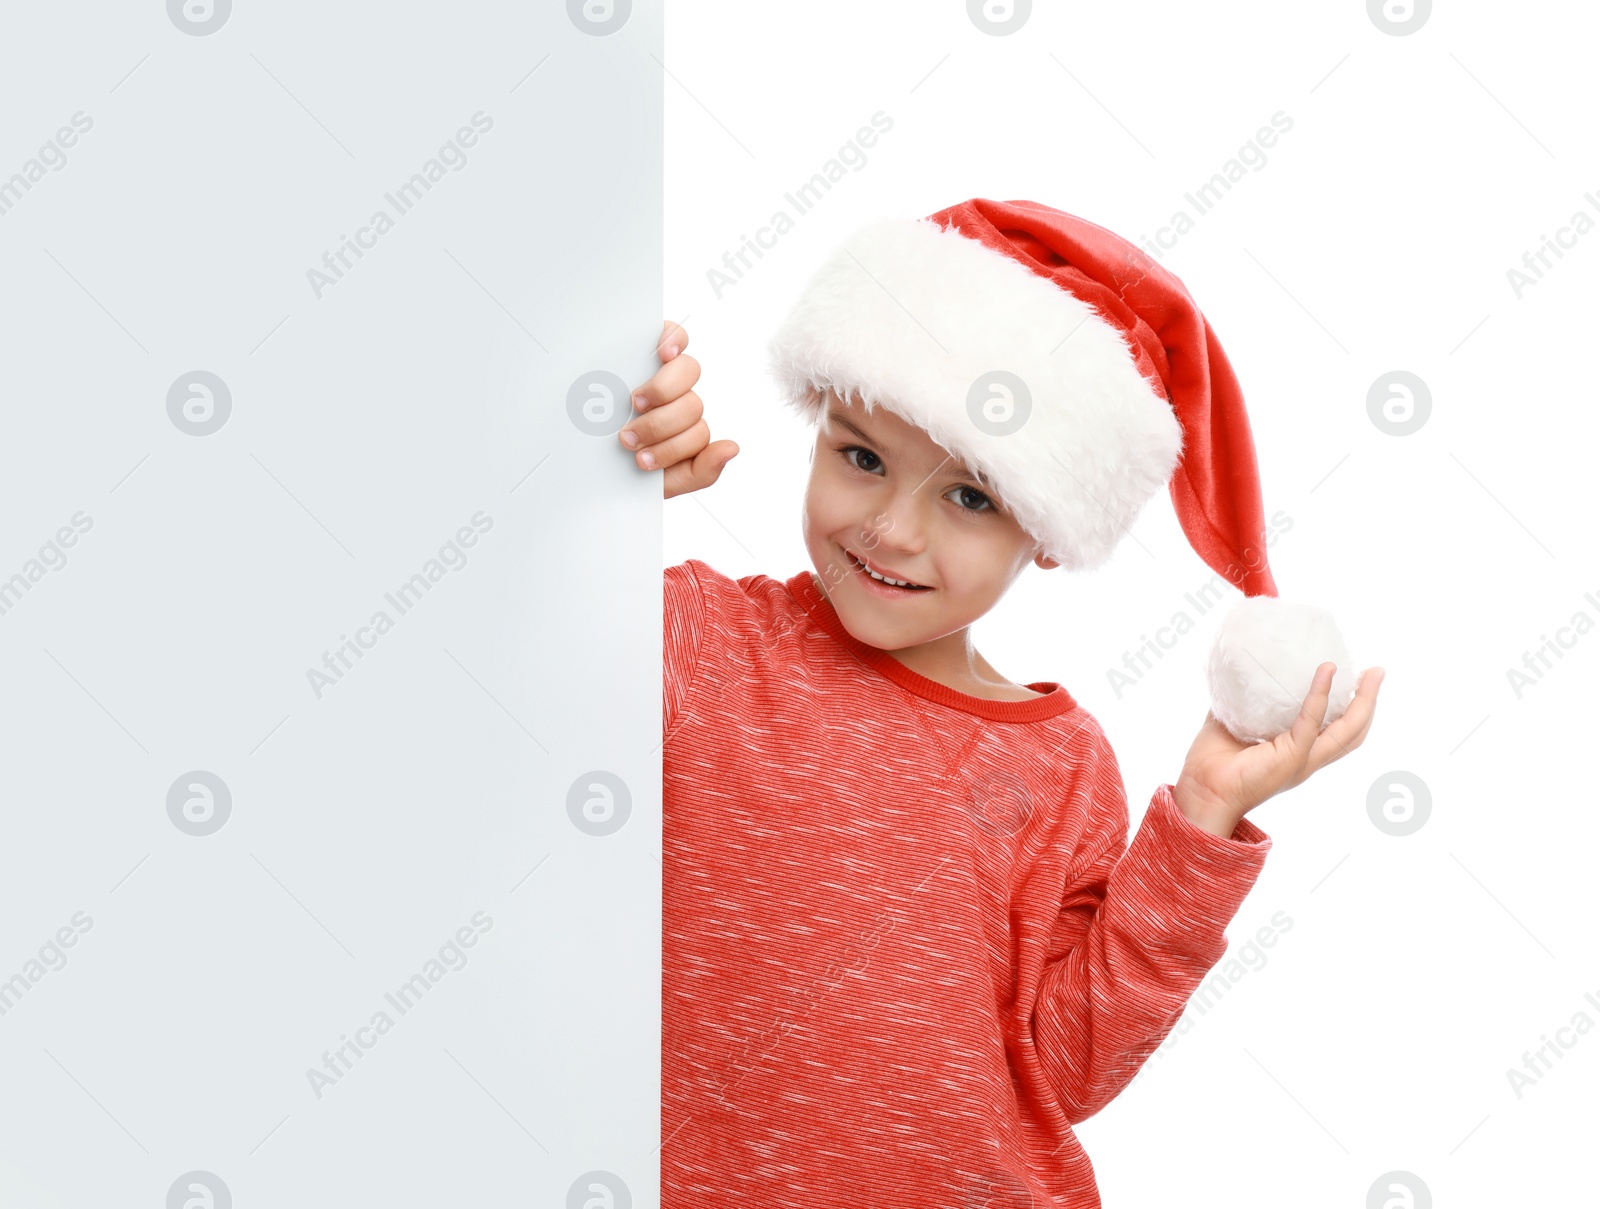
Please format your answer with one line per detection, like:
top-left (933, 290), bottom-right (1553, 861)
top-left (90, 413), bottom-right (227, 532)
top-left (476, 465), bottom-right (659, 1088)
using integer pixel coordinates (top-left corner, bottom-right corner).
top-left (664, 561), bottom-right (706, 735)
top-left (1030, 733), bottom-right (1272, 1124)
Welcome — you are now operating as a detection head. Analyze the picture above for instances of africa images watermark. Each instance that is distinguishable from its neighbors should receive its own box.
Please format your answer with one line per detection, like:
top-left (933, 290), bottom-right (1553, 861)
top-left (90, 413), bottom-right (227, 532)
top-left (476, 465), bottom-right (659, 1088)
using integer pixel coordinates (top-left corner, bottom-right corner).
top-left (0, 511), bottom-right (94, 620)
top-left (1503, 587), bottom-right (1600, 699)
top-left (305, 110), bottom-right (495, 300)
top-left (0, 110), bottom-right (93, 219)
top-left (1136, 111), bottom-right (1294, 262)
top-left (1505, 192), bottom-right (1600, 300)
top-left (1106, 510), bottom-right (1294, 699)
top-left (306, 910), bottom-right (494, 1100)
top-left (0, 911), bottom-right (94, 1019)
top-left (1505, 986), bottom-right (1600, 1101)
top-left (705, 110), bottom-right (894, 300)
top-left (1128, 909), bottom-right (1293, 1085)
top-left (304, 510), bottom-right (493, 699)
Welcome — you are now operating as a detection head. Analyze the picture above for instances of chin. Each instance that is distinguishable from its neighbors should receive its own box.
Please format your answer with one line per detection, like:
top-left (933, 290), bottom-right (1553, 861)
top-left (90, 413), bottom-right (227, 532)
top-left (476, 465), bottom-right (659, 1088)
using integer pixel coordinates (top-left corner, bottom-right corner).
top-left (842, 618), bottom-right (910, 652)
top-left (830, 592), bottom-right (921, 649)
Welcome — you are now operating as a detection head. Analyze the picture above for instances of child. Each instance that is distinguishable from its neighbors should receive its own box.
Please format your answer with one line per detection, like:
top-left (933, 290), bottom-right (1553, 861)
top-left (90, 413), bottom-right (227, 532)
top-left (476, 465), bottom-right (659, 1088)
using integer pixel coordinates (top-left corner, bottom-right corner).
top-left (625, 199), bottom-right (1384, 1208)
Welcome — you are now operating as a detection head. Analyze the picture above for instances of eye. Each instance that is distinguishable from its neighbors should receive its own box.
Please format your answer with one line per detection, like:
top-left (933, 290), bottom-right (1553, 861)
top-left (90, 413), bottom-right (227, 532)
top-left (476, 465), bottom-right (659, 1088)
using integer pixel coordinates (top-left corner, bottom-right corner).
top-left (837, 444), bottom-right (882, 475)
top-left (837, 445), bottom-right (996, 515)
top-left (946, 484), bottom-right (995, 514)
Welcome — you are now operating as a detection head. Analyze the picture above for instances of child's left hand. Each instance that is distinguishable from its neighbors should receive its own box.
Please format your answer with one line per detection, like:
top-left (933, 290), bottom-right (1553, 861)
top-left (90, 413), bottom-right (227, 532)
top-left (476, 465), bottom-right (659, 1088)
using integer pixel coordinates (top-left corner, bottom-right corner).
top-left (1173, 663), bottom-right (1386, 837)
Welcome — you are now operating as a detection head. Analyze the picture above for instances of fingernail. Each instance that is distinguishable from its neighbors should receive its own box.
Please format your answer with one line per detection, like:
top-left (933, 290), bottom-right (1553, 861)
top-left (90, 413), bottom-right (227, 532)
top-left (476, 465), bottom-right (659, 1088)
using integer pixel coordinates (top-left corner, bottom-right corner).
top-left (620, 429), bottom-right (639, 448)
top-left (639, 451), bottom-right (657, 469)
top-left (665, 344), bottom-right (679, 358)
top-left (633, 395), bottom-right (647, 411)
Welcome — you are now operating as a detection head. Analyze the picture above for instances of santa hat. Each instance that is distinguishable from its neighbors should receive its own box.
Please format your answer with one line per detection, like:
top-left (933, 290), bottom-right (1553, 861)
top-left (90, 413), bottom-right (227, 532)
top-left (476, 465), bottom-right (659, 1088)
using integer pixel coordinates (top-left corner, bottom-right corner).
top-left (766, 197), bottom-right (1354, 742)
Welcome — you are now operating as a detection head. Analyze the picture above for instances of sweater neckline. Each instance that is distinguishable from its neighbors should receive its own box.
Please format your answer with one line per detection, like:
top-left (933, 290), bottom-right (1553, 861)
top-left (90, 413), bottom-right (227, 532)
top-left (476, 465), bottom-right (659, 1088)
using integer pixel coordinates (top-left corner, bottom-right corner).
top-left (785, 569), bottom-right (1078, 722)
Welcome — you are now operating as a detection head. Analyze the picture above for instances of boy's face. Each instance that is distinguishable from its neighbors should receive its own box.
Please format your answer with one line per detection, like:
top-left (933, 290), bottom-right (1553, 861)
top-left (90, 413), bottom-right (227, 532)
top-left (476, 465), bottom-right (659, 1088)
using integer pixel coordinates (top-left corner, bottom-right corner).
top-left (801, 386), bottom-right (1059, 655)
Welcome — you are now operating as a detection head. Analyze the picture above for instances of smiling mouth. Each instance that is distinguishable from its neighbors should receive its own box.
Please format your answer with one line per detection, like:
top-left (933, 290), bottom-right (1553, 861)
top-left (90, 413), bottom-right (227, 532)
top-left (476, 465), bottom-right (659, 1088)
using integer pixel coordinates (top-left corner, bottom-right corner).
top-left (847, 550), bottom-right (931, 590)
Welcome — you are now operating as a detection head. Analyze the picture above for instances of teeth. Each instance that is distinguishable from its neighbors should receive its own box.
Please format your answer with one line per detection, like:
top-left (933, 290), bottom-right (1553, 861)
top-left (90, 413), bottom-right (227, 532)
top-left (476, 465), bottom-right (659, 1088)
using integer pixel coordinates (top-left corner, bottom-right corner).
top-left (854, 553), bottom-right (921, 589)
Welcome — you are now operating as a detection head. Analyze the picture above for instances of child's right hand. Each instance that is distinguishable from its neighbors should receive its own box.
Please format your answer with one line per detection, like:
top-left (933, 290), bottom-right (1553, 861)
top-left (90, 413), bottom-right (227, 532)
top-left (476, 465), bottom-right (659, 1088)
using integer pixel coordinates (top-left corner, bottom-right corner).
top-left (621, 320), bottom-right (740, 498)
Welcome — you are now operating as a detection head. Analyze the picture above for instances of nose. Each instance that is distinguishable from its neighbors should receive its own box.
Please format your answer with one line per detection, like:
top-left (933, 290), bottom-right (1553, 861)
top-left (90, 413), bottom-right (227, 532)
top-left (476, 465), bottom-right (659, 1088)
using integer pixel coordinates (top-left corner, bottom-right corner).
top-left (860, 488), bottom-right (929, 558)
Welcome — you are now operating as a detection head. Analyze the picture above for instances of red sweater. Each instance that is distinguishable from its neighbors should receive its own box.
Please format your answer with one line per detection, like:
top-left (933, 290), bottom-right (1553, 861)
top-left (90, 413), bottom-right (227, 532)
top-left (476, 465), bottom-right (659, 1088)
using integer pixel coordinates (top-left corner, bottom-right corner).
top-left (663, 559), bottom-right (1272, 1208)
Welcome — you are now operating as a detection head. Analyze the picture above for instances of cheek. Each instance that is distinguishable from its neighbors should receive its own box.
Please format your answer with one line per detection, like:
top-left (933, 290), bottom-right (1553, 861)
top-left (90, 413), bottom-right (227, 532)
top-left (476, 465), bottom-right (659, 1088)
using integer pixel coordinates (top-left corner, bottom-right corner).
top-left (801, 487), bottom-right (840, 541)
top-left (940, 535), bottom-right (1010, 589)
top-left (804, 468), bottom-right (853, 524)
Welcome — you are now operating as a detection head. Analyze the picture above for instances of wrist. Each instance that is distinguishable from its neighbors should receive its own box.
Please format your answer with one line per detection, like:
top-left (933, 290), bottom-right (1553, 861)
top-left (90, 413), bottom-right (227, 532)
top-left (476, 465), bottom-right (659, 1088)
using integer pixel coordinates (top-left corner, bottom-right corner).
top-left (1173, 779), bottom-right (1246, 839)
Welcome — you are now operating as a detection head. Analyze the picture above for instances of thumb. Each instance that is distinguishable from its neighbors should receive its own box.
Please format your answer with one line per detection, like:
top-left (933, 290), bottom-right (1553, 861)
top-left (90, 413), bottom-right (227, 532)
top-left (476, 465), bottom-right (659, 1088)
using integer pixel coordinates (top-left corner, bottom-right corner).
top-left (703, 441), bottom-right (739, 478)
top-left (664, 441), bottom-right (739, 499)
top-left (704, 441), bottom-right (740, 481)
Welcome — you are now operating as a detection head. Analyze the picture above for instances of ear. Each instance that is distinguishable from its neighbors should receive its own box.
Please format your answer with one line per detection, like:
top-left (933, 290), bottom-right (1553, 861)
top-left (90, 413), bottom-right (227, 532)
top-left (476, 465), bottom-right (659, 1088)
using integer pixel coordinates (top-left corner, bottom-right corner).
top-left (1033, 551), bottom-right (1060, 571)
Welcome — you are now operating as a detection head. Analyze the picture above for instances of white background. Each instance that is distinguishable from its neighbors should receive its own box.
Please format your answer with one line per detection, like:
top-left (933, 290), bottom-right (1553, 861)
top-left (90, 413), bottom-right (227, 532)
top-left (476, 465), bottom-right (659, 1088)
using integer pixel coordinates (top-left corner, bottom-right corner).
top-left (664, 1), bottom-right (1597, 1204)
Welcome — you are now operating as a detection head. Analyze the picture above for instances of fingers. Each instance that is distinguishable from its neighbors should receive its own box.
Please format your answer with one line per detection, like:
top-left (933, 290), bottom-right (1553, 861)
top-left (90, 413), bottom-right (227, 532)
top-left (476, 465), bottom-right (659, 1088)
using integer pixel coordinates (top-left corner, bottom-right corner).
top-left (631, 351), bottom-right (699, 415)
top-left (620, 391), bottom-right (704, 467)
top-left (630, 320), bottom-right (740, 498)
top-left (637, 415), bottom-right (710, 475)
top-left (664, 439), bottom-right (740, 499)
top-left (1308, 666), bottom-right (1385, 770)
top-left (1285, 662), bottom-right (1336, 763)
top-left (659, 319), bottom-right (689, 361)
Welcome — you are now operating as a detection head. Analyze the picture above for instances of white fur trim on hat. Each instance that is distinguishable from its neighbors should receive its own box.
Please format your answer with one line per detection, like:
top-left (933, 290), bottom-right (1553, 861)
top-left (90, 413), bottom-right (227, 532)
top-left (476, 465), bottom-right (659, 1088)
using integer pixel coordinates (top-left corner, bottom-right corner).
top-left (766, 215), bottom-right (1184, 570)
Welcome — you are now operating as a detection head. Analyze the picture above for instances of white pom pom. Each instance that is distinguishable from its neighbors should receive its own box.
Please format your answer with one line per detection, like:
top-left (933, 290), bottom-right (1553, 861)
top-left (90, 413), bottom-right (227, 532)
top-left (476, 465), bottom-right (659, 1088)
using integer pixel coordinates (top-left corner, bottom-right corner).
top-left (1206, 597), bottom-right (1355, 744)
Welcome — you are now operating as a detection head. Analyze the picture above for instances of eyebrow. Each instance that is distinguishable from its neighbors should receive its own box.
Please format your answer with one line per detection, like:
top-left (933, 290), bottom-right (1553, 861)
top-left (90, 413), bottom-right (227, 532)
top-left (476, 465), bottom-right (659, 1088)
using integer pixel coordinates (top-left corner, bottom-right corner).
top-left (825, 408), bottom-right (992, 489)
